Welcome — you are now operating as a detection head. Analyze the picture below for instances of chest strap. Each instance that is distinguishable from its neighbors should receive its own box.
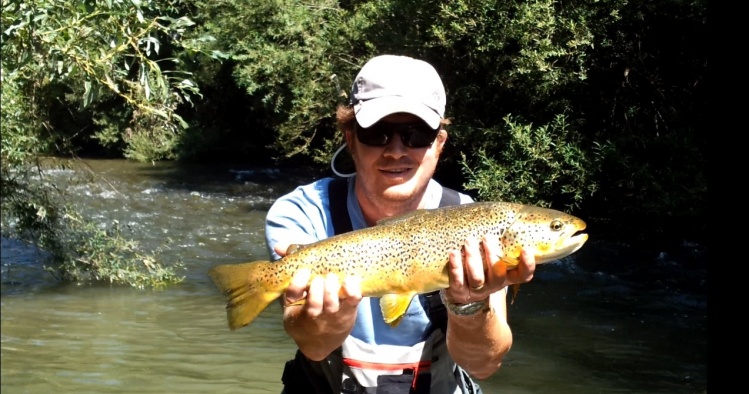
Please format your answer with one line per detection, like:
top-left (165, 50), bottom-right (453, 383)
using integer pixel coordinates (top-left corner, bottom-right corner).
top-left (327, 177), bottom-right (462, 333)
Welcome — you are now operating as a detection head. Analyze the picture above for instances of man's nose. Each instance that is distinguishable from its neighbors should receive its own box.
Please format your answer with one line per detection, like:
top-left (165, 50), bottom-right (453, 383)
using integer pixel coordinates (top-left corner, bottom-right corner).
top-left (383, 132), bottom-right (408, 157)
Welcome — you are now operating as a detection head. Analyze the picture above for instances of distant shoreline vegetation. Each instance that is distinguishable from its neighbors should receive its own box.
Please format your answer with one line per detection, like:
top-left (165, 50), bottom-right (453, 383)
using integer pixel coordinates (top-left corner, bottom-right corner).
top-left (1, 0), bottom-right (707, 286)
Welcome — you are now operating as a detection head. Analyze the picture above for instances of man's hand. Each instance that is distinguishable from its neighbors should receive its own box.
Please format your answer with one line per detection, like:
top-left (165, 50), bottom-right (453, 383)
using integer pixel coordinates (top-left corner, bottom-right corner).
top-left (442, 234), bottom-right (537, 379)
top-left (274, 243), bottom-right (363, 361)
top-left (444, 234), bottom-right (536, 306)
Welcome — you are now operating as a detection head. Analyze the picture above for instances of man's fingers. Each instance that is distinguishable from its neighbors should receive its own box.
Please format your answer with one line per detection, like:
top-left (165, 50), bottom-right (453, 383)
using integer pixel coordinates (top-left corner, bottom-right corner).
top-left (480, 234), bottom-right (502, 285)
top-left (322, 273), bottom-right (342, 313)
top-left (515, 248), bottom-right (536, 283)
top-left (448, 248), bottom-right (466, 290)
top-left (341, 275), bottom-right (362, 306)
top-left (304, 275), bottom-right (326, 317)
top-left (463, 238), bottom-right (487, 290)
top-left (284, 268), bottom-right (312, 306)
top-left (274, 242), bottom-right (291, 257)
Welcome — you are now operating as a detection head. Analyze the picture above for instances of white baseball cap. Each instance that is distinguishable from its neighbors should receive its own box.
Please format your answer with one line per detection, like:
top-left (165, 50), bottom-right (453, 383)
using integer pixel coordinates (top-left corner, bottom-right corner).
top-left (350, 55), bottom-right (446, 129)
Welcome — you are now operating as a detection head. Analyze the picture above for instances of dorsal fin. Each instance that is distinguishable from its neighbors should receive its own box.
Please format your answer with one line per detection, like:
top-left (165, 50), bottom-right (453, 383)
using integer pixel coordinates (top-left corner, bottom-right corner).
top-left (375, 209), bottom-right (432, 225)
top-left (286, 244), bottom-right (306, 255)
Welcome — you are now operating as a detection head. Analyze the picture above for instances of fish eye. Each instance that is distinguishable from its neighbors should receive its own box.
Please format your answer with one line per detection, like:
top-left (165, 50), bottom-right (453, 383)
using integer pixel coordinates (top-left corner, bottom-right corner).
top-left (550, 220), bottom-right (564, 231)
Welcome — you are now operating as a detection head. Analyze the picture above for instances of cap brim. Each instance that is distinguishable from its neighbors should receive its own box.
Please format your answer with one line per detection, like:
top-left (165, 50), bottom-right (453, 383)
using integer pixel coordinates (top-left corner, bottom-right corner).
top-left (354, 96), bottom-right (441, 129)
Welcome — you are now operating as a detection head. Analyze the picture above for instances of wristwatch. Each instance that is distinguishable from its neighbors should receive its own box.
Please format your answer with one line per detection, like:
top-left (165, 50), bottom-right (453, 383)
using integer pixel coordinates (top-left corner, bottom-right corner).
top-left (439, 289), bottom-right (490, 316)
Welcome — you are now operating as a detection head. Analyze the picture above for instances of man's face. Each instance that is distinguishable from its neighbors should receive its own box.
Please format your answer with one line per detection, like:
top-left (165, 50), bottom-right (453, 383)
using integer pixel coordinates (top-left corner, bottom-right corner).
top-left (346, 113), bottom-right (446, 204)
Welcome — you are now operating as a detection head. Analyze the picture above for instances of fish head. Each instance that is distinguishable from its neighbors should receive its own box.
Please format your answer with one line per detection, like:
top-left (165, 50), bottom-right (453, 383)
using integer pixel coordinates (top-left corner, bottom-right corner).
top-left (500, 205), bottom-right (588, 267)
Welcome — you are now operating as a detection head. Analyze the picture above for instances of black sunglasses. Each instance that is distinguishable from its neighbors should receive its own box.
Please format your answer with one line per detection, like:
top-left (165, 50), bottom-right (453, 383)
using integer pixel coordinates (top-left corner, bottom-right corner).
top-left (355, 121), bottom-right (439, 148)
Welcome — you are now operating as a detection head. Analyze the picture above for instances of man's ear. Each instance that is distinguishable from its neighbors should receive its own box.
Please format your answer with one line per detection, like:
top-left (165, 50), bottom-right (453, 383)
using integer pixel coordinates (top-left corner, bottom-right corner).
top-left (436, 129), bottom-right (448, 152)
top-left (344, 128), bottom-right (355, 147)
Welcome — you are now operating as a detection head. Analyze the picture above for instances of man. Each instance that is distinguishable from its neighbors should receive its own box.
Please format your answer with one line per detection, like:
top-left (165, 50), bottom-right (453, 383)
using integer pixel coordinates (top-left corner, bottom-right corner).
top-left (265, 55), bottom-right (536, 394)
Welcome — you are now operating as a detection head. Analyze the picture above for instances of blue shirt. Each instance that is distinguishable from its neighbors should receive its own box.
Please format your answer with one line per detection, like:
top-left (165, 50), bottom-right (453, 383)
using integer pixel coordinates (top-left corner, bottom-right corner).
top-left (265, 176), bottom-right (473, 347)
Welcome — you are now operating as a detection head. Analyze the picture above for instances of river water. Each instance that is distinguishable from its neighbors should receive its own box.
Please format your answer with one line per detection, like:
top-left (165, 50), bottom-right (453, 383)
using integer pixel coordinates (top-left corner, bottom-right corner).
top-left (1, 159), bottom-right (707, 393)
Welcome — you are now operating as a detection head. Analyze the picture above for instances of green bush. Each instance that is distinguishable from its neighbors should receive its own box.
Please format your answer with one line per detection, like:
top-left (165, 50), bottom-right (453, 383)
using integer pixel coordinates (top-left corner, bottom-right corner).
top-left (1, 0), bottom-right (200, 287)
top-left (461, 114), bottom-right (596, 210)
top-left (1, 0), bottom-right (708, 255)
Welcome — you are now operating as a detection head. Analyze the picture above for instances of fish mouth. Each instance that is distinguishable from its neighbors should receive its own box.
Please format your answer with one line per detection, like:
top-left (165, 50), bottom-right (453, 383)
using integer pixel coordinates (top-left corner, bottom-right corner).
top-left (561, 231), bottom-right (588, 254)
top-left (538, 226), bottom-right (589, 264)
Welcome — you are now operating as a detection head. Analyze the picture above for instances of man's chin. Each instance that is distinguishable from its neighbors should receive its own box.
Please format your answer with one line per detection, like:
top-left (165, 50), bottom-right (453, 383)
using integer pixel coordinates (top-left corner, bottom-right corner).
top-left (381, 181), bottom-right (418, 200)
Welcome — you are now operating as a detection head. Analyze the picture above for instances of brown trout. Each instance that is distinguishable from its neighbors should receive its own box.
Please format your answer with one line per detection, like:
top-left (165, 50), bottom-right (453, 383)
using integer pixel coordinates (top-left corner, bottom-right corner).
top-left (209, 202), bottom-right (588, 330)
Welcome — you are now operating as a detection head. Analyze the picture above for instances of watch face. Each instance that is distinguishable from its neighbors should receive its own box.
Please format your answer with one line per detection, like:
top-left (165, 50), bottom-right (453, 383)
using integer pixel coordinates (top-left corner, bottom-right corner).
top-left (440, 290), bottom-right (489, 316)
top-left (454, 300), bottom-right (489, 315)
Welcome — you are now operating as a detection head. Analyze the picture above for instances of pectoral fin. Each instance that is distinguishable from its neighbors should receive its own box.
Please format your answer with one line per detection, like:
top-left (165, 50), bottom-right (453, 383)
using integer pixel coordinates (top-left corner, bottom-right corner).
top-left (510, 283), bottom-right (520, 304)
top-left (286, 244), bottom-right (304, 254)
top-left (379, 293), bottom-right (418, 327)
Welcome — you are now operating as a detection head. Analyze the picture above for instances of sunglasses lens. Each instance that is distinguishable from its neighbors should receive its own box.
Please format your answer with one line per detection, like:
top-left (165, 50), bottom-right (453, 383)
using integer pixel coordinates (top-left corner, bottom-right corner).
top-left (356, 122), bottom-right (438, 148)
top-left (356, 123), bottom-right (390, 146)
top-left (400, 125), bottom-right (439, 147)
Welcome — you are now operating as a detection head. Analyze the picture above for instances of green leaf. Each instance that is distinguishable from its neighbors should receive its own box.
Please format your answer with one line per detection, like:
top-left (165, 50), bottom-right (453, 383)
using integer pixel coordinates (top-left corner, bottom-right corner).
top-left (83, 81), bottom-right (93, 107)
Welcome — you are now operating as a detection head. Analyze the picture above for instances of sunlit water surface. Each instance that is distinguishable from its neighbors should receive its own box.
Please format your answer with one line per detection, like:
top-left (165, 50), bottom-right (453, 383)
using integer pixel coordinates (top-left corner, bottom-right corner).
top-left (1, 159), bottom-right (707, 393)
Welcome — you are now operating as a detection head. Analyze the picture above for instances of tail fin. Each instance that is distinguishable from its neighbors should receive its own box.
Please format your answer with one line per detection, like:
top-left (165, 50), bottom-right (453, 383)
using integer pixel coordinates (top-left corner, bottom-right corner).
top-left (208, 261), bottom-right (283, 330)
